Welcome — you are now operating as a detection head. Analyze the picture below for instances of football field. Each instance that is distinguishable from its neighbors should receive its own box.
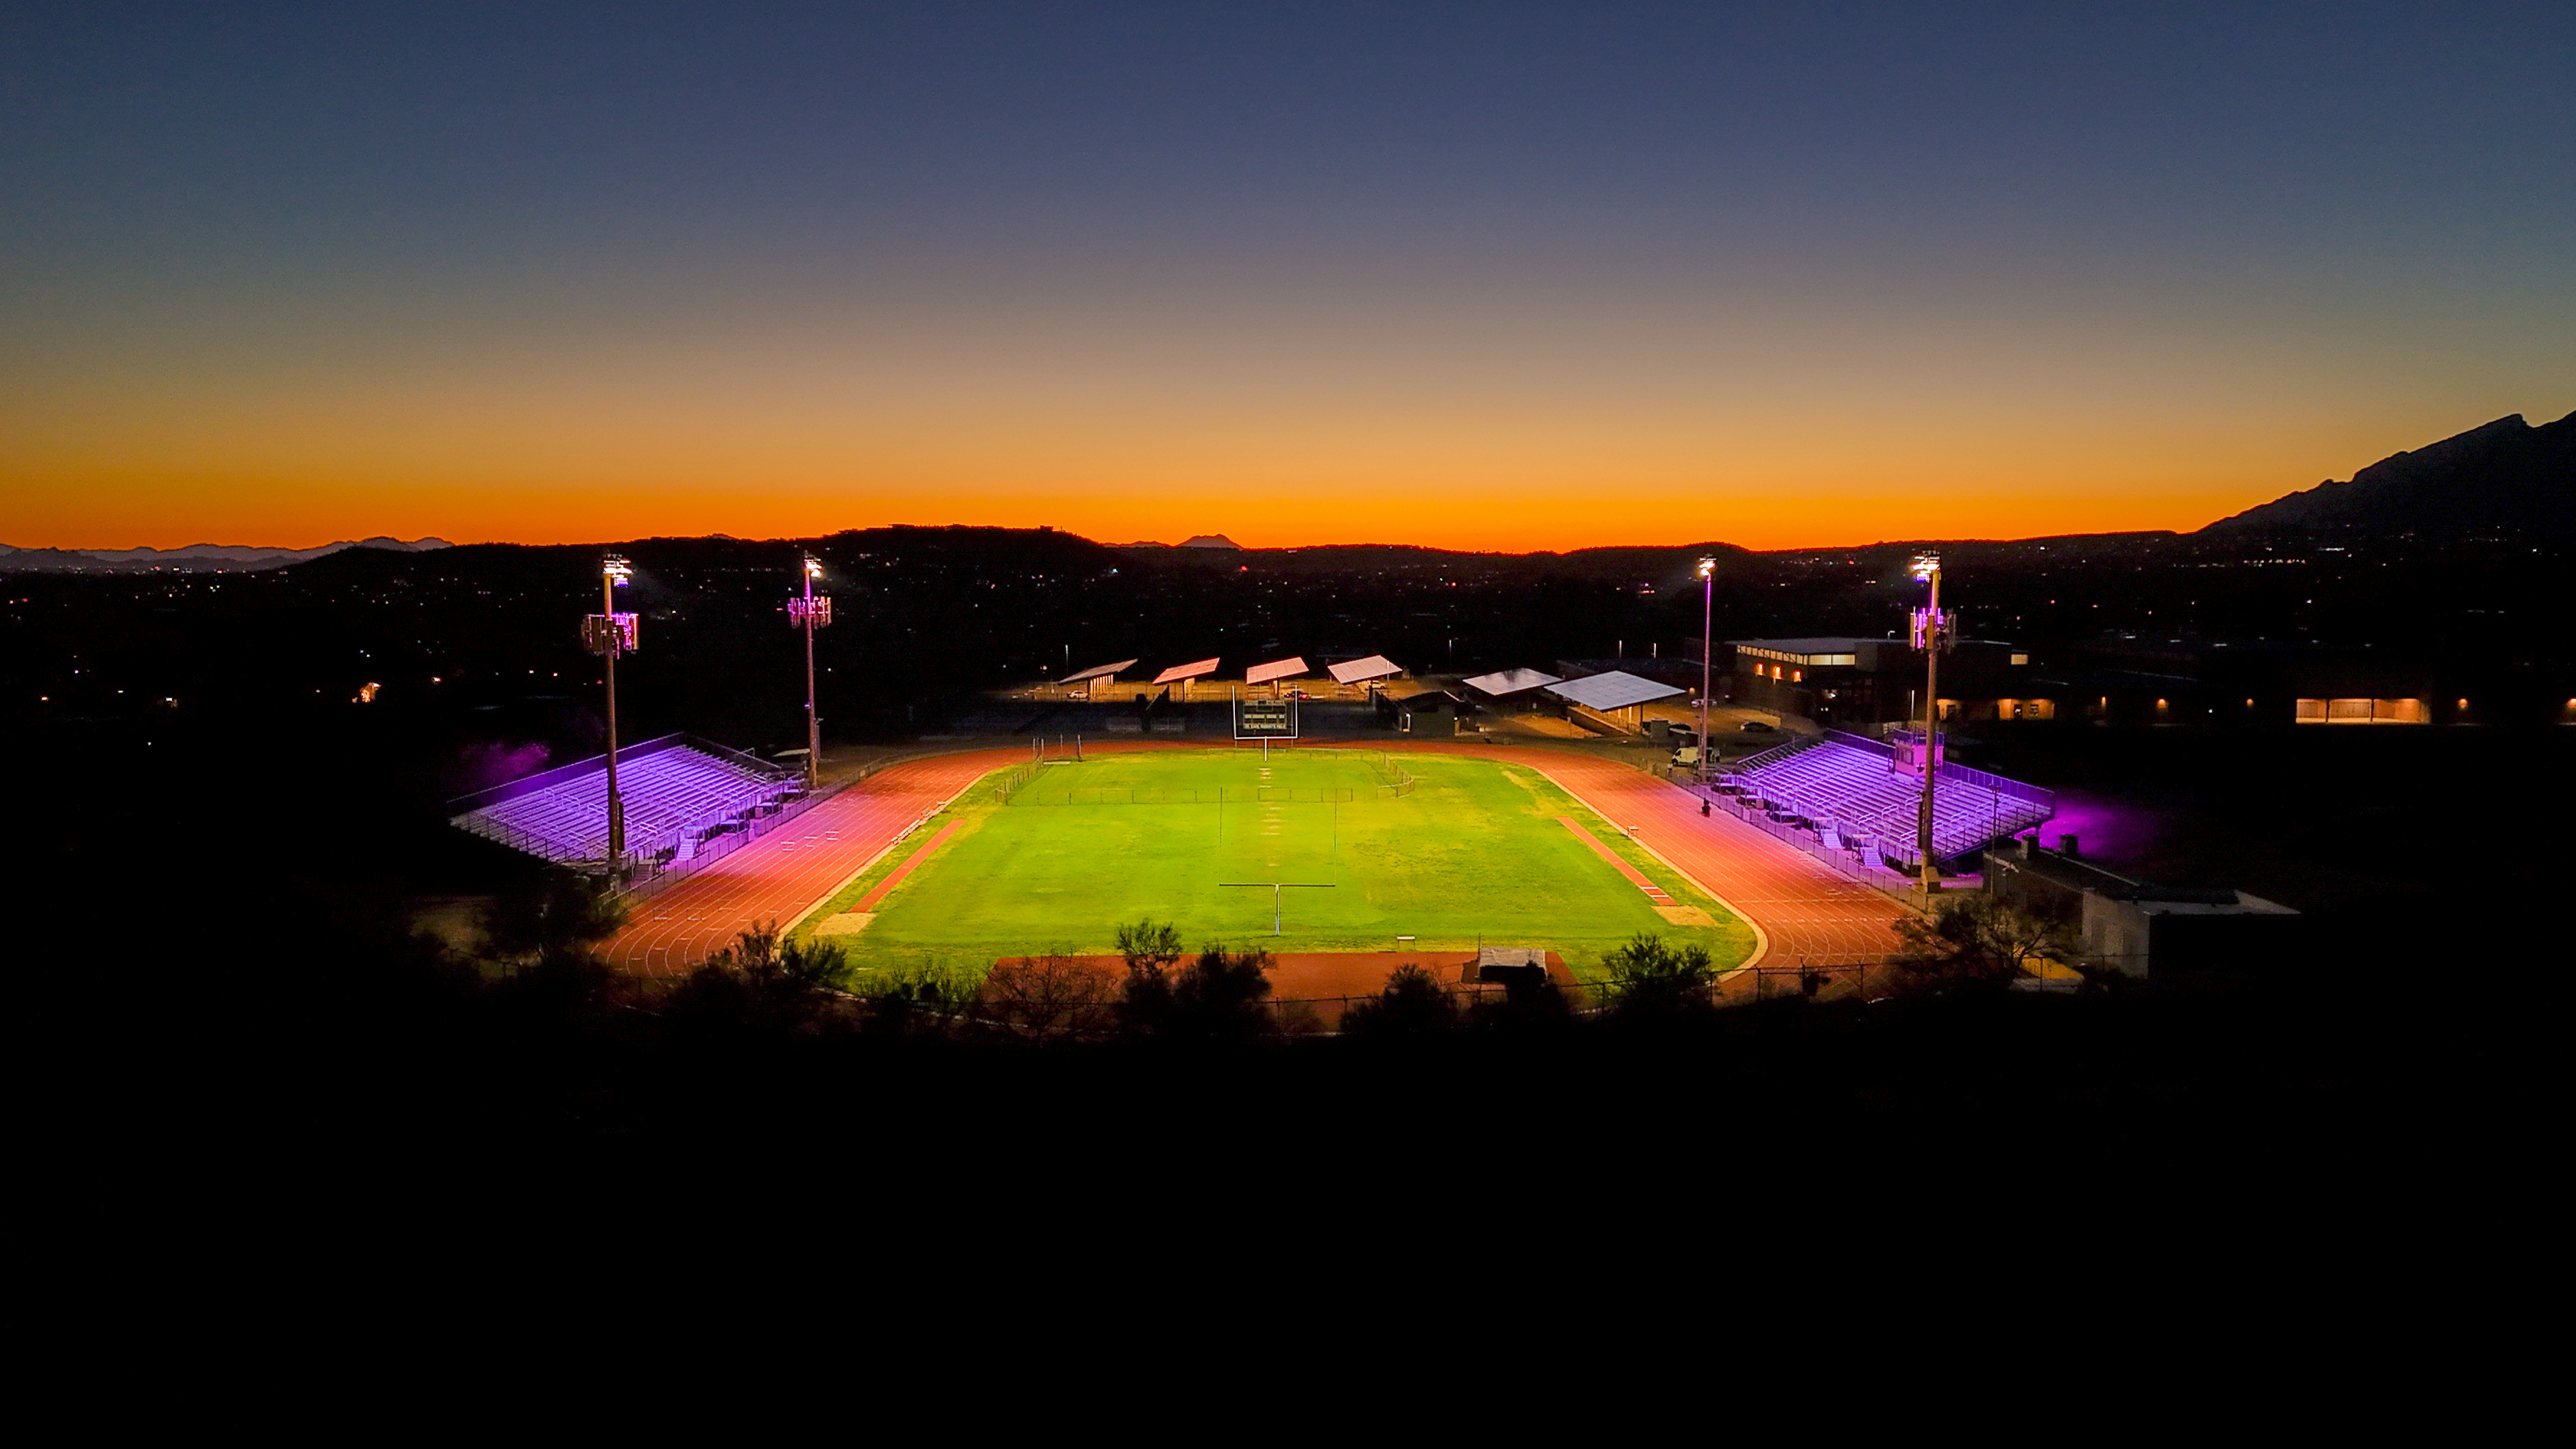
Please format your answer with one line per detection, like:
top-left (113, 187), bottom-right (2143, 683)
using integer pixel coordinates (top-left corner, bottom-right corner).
top-left (799, 746), bottom-right (1757, 987)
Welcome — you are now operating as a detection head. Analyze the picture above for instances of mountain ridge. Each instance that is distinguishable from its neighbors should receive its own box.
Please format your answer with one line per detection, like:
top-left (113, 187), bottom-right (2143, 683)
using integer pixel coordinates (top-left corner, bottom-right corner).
top-left (2200, 410), bottom-right (2574, 537)
top-left (0, 536), bottom-right (451, 572)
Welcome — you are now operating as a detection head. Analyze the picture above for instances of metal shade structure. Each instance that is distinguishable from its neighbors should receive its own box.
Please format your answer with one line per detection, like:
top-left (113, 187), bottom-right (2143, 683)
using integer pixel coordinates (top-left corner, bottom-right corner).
top-left (1244, 656), bottom-right (1309, 686)
top-left (1326, 654), bottom-right (1401, 685)
top-left (1151, 657), bottom-right (1222, 686)
top-left (1061, 658), bottom-right (1139, 685)
top-left (1460, 667), bottom-right (1563, 697)
top-left (1545, 671), bottom-right (1684, 712)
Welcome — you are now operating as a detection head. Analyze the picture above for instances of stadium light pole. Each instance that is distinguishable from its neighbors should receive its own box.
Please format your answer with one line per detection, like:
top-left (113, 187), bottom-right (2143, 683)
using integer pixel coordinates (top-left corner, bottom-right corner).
top-left (597, 554), bottom-right (634, 865)
top-left (1698, 557), bottom-right (1716, 789)
top-left (1912, 552), bottom-right (1943, 894)
top-left (789, 553), bottom-right (833, 792)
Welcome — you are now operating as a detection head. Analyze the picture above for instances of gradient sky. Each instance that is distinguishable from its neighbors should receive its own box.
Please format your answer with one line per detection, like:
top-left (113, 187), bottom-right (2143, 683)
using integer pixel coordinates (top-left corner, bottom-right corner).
top-left (4, 1), bottom-right (2571, 551)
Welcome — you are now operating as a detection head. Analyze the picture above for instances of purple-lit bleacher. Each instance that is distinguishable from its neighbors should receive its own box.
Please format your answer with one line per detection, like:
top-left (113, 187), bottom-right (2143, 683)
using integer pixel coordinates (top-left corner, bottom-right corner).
top-left (451, 734), bottom-right (799, 866)
top-left (1722, 732), bottom-right (2053, 869)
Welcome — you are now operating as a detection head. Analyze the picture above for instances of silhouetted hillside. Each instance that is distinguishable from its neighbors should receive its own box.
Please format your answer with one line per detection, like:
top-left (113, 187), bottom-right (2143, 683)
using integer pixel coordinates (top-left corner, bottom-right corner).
top-left (2202, 411), bottom-right (2575, 538)
top-left (0, 536), bottom-right (451, 573)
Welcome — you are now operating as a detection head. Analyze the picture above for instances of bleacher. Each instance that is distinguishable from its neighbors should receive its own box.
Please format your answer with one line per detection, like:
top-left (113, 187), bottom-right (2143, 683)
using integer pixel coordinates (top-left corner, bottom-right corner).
top-left (1717, 731), bottom-right (2054, 869)
top-left (450, 734), bottom-right (801, 867)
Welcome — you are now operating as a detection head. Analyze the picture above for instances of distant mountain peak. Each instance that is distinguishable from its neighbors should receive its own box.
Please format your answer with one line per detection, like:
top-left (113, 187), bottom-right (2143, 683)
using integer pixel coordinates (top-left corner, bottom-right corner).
top-left (2201, 410), bottom-right (2574, 538)
top-left (1176, 534), bottom-right (1242, 549)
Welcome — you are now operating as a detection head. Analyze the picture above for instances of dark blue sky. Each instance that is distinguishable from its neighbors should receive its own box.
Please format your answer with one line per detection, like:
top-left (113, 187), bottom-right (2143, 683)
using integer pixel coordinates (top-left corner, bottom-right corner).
top-left (5, 2), bottom-right (2571, 547)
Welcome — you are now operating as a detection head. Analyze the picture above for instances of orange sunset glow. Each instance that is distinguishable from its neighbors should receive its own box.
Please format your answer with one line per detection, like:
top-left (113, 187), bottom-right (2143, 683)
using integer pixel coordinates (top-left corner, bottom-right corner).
top-left (4, 8), bottom-right (2568, 552)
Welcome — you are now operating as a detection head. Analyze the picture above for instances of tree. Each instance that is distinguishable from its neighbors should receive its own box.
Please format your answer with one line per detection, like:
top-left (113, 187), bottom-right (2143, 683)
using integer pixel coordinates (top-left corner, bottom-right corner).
top-left (477, 868), bottom-right (629, 966)
top-left (1115, 919), bottom-right (1185, 975)
top-left (981, 951), bottom-right (1120, 1040)
top-left (1602, 933), bottom-right (1717, 1022)
top-left (666, 922), bottom-right (854, 1033)
top-left (1892, 896), bottom-right (2077, 988)
top-left (1465, 970), bottom-right (1574, 1035)
top-left (1340, 963), bottom-right (1459, 1038)
top-left (860, 961), bottom-right (965, 1037)
top-left (1122, 942), bottom-right (1275, 1040)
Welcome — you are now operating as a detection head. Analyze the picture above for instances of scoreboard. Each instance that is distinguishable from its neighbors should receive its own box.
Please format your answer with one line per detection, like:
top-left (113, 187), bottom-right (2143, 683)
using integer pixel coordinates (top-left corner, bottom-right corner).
top-left (1233, 695), bottom-right (1299, 739)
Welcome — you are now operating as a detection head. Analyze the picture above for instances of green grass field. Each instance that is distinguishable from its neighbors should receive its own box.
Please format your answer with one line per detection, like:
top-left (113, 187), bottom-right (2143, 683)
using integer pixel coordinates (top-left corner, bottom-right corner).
top-left (800, 747), bottom-right (1756, 986)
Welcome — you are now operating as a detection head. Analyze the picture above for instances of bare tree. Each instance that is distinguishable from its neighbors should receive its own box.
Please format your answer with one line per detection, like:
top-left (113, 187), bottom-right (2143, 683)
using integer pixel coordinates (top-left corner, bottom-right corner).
top-left (981, 951), bottom-right (1120, 1040)
top-left (1893, 895), bottom-right (2076, 987)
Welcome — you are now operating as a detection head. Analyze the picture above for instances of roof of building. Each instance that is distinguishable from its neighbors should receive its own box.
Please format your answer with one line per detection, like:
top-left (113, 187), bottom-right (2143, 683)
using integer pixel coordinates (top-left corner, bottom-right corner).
top-left (1545, 671), bottom-right (1685, 711)
top-left (1730, 638), bottom-right (1878, 660)
top-left (1327, 654), bottom-right (1402, 684)
top-left (1244, 656), bottom-right (1308, 686)
top-left (1061, 658), bottom-right (1138, 684)
top-left (1151, 657), bottom-right (1221, 685)
top-left (1460, 667), bottom-right (1564, 696)
top-left (1996, 847), bottom-right (2298, 914)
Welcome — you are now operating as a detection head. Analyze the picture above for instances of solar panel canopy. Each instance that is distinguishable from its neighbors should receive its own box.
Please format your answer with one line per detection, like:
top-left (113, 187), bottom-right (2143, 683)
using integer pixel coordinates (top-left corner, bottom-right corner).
top-left (1244, 656), bottom-right (1308, 686)
top-left (1545, 671), bottom-right (1684, 711)
top-left (1061, 658), bottom-right (1138, 684)
top-left (1460, 667), bottom-right (1563, 696)
top-left (1151, 657), bottom-right (1222, 686)
top-left (1327, 654), bottom-right (1401, 684)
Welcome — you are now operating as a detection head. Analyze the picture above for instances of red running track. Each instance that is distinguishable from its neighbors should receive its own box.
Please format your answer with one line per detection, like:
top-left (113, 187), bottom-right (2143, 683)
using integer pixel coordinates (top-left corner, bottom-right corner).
top-left (1470, 745), bottom-right (1910, 967)
top-left (604, 746), bottom-right (1022, 976)
top-left (602, 738), bottom-right (1907, 977)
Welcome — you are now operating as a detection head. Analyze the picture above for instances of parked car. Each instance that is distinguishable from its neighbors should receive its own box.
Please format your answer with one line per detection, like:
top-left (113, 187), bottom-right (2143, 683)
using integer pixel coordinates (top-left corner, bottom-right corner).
top-left (1739, 720), bottom-right (1777, 734)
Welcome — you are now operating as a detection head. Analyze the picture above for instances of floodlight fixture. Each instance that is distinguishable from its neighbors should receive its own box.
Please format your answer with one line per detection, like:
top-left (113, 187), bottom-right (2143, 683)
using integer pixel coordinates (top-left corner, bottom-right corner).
top-left (1697, 556), bottom-right (1716, 579)
top-left (605, 553), bottom-right (633, 586)
top-left (1910, 552), bottom-right (1940, 582)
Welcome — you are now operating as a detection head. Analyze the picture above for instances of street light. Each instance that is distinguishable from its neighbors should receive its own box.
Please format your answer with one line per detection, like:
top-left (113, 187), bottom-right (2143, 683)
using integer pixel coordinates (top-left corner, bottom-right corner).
top-left (1909, 553), bottom-right (1948, 894)
top-left (786, 553), bottom-right (834, 791)
top-left (585, 554), bottom-right (638, 867)
top-left (1697, 557), bottom-right (1716, 790)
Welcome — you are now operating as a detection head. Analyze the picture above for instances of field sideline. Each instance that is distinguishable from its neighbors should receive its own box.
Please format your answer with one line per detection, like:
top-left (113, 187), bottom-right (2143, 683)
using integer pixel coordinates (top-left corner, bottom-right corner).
top-left (795, 747), bottom-right (1758, 985)
top-left (604, 739), bottom-right (1906, 980)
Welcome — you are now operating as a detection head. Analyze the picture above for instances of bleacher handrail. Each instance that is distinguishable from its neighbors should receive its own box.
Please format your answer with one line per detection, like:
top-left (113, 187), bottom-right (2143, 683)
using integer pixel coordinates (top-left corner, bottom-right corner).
top-left (1936, 759), bottom-right (2055, 809)
top-left (1729, 734), bottom-right (1823, 774)
top-left (1821, 728), bottom-right (1899, 760)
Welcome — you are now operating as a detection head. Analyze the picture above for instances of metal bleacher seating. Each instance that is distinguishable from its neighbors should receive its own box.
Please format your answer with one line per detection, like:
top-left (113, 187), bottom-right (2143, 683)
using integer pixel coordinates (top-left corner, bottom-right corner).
top-left (450, 735), bottom-right (799, 866)
top-left (1724, 731), bottom-right (2053, 869)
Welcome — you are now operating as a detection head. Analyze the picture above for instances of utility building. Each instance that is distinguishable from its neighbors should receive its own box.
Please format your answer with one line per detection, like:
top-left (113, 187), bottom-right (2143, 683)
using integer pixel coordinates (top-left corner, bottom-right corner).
top-left (1986, 839), bottom-right (2300, 979)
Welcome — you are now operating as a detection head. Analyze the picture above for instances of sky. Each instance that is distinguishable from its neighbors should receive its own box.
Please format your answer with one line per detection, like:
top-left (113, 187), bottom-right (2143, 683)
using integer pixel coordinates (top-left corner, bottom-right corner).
top-left (3, 1), bottom-right (2571, 551)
